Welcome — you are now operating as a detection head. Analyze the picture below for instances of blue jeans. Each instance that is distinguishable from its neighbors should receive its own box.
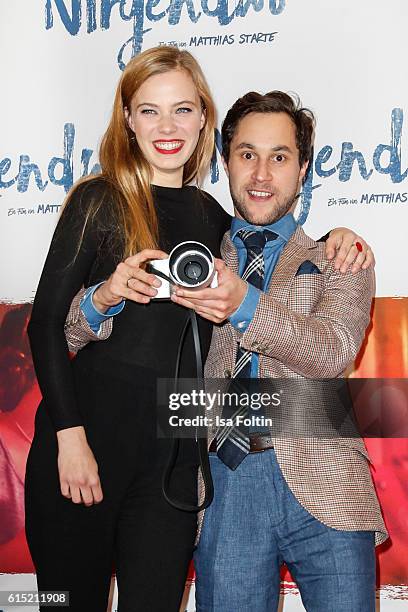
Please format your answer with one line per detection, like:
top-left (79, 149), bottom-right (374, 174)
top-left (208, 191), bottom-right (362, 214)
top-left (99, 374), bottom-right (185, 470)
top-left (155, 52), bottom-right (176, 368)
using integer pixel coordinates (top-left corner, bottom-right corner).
top-left (194, 450), bottom-right (375, 612)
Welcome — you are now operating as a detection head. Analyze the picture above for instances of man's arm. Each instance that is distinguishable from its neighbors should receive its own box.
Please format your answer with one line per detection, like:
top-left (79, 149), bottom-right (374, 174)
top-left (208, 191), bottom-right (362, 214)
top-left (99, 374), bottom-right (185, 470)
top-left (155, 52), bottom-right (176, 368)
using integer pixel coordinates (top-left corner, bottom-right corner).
top-left (64, 287), bottom-right (113, 353)
top-left (237, 264), bottom-right (375, 377)
top-left (172, 261), bottom-right (375, 378)
top-left (64, 249), bottom-right (167, 352)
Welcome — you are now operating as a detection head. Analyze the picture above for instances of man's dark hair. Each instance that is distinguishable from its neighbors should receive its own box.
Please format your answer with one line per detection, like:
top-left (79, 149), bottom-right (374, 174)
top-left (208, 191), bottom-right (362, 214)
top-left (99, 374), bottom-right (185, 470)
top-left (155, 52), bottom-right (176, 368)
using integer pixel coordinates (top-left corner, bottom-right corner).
top-left (221, 91), bottom-right (315, 168)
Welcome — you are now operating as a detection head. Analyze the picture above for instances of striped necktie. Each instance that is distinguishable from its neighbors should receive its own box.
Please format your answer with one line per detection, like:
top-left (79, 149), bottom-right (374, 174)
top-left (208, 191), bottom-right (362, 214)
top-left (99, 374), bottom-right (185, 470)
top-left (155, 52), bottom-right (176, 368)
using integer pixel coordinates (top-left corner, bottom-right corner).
top-left (216, 228), bottom-right (278, 469)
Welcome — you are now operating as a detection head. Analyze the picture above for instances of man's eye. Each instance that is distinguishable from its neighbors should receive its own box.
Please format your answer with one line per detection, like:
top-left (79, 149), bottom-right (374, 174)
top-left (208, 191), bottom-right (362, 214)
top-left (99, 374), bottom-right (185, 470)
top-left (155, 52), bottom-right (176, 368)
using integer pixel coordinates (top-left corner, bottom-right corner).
top-left (274, 154), bottom-right (285, 162)
top-left (176, 107), bottom-right (193, 113)
top-left (243, 152), bottom-right (254, 160)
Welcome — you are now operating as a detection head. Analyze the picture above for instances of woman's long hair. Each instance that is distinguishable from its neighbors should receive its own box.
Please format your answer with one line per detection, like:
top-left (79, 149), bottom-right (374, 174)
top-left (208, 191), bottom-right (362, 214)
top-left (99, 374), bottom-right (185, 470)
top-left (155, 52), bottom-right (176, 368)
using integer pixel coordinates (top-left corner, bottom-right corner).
top-left (66, 46), bottom-right (216, 258)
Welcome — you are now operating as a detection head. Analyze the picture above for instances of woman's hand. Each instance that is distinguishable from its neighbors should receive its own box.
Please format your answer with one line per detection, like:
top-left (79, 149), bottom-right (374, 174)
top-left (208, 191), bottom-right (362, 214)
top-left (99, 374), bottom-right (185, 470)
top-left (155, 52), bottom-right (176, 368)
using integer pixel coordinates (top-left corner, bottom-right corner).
top-left (56, 426), bottom-right (103, 506)
top-left (325, 228), bottom-right (375, 274)
top-left (92, 249), bottom-right (168, 312)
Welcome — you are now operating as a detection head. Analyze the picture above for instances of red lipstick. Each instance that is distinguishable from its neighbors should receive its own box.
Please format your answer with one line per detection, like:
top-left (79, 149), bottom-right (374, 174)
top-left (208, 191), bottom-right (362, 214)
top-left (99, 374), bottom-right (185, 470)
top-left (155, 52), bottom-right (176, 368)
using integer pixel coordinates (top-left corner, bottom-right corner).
top-left (153, 140), bottom-right (185, 155)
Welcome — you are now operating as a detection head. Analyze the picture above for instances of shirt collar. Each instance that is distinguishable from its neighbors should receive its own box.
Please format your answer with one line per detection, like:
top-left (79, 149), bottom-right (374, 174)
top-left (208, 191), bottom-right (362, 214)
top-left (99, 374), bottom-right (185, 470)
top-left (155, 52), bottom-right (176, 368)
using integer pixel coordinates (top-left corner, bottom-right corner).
top-left (231, 213), bottom-right (298, 245)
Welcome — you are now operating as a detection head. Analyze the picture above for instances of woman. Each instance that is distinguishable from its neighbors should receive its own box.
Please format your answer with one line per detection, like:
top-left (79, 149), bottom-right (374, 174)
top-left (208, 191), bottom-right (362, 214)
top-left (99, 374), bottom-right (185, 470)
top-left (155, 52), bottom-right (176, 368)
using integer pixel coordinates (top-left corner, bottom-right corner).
top-left (26, 45), bottom-right (372, 612)
top-left (26, 46), bottom-right (230, 612)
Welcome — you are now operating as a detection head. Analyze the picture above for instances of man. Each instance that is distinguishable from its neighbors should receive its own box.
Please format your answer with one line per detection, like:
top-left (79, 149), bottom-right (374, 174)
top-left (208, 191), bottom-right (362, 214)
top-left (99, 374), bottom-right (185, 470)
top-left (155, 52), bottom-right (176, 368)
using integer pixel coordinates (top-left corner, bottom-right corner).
top-left (64, 92), bottom-right (386, 610)
top-left (169, 91), bottom-right (387, 612)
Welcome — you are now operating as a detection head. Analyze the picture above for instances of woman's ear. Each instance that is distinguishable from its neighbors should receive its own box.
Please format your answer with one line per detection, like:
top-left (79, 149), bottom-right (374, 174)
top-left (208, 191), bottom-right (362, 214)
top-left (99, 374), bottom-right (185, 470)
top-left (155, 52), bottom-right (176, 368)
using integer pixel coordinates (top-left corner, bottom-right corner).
top-left (200, 107), bottom-right (206, 130)
top-left (124, 107), bottom-right (134, 132)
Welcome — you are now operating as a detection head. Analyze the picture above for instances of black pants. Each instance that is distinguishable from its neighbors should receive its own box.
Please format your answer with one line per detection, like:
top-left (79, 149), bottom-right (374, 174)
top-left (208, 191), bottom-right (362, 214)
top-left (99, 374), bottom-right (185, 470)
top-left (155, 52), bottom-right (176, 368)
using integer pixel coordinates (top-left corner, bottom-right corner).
top-left (25, 361), bottom-right (198, 612)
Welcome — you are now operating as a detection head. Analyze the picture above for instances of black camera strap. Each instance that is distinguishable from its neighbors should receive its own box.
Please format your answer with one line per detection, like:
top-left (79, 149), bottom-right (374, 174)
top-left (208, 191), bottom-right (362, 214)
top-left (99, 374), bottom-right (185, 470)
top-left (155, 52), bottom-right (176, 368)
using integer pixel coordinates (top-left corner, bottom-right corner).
top-left (147, 265), bottom-right (214, 513)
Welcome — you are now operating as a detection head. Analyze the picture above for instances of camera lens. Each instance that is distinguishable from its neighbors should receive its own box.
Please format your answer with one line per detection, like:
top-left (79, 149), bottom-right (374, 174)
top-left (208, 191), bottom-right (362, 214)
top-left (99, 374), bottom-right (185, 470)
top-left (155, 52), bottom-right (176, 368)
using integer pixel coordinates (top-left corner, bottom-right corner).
top-left (184, 261), bottom-right (203, 281)
top-left (169, 242), bottom-right (214, 288)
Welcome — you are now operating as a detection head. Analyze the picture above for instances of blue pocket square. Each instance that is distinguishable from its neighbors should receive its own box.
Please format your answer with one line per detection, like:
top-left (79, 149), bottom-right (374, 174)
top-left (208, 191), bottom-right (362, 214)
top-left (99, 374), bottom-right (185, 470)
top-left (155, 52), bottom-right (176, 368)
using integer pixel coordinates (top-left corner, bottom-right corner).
top-left (296, 260), bottom-right (322, 276)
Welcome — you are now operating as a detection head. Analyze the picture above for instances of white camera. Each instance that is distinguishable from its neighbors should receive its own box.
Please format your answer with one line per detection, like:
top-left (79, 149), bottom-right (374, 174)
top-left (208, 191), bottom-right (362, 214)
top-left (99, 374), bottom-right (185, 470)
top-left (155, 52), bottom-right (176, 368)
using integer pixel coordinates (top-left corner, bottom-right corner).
top-left (146, 241), bottom-right (218, 299)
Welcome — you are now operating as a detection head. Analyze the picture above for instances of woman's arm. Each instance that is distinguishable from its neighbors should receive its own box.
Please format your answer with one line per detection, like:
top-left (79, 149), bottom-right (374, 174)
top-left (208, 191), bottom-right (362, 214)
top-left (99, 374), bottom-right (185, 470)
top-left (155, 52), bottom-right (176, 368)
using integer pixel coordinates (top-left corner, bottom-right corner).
top-left (27, 179), bottom-right (111, 505)
top-left (28, 180), bottom-right (107, 431)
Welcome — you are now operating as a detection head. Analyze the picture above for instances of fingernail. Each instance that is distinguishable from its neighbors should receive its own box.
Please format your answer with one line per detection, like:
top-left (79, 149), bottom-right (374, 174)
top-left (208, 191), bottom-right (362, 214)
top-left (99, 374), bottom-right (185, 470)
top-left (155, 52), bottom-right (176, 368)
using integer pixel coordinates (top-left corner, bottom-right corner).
top-left (153, 279), bottom-right (161, 287)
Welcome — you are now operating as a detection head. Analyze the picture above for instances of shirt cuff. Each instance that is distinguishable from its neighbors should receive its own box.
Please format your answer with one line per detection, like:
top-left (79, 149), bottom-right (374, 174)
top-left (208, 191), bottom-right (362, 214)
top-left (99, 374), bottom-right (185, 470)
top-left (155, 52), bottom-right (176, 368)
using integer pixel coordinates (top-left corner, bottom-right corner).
top-left (80, 282), bottom-right (125, 334)
top-left (229, 284), bottom-right (261, 332)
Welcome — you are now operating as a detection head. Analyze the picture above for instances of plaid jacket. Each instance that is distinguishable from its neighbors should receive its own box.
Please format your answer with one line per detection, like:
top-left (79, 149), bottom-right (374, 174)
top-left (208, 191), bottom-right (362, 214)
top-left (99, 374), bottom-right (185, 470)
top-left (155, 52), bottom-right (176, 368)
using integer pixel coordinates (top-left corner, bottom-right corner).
top-left (199, 226), bottom-right (387, 545)
top-left (64, 290), bottom-right (112, 352)
top-left (64, 226), bottom-right (388, 546)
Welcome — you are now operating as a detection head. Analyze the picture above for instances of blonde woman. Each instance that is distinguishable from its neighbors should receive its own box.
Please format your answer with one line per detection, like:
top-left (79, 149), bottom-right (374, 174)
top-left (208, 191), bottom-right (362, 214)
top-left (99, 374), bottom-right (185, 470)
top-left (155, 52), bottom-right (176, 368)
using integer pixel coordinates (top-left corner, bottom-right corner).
top-left (26, 46), bottom-right (229, 612)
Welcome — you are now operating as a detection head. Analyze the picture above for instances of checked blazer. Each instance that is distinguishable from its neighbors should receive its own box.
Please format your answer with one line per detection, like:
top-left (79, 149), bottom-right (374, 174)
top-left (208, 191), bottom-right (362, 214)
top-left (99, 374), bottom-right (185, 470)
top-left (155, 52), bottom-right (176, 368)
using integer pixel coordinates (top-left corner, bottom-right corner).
top-left (64, 225), bottom-right (388, 546)
top-left (199, 225), bottom-right (387, 545)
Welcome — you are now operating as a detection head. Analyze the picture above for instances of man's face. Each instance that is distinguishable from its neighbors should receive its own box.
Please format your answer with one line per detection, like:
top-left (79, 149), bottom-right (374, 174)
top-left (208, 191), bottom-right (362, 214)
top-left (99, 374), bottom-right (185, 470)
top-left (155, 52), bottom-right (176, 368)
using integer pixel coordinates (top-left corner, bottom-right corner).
top-left (223, 112), bottom-right (308, 226)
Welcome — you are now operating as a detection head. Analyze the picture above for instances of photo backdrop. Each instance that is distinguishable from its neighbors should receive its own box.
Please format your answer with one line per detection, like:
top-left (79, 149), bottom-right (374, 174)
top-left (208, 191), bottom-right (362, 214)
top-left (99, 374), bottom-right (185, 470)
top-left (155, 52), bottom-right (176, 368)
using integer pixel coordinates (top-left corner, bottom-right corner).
top-left (1, 1), bottom-right (407, 610)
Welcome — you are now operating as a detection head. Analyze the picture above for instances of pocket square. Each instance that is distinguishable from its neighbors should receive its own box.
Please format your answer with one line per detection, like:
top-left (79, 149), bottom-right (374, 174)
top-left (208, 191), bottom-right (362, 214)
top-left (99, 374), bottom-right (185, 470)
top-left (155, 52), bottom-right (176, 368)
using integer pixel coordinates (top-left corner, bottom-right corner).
top-left (296, 260), bottom-right (322, 276)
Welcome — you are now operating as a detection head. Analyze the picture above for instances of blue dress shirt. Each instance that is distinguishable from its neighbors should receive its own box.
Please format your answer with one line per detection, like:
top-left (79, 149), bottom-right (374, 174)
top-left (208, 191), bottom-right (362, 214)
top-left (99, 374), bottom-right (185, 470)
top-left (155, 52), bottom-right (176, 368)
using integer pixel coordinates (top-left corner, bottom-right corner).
top-left (80, 282), bottom-right (125, 333)
top-left (228, 213), bottom-right (298, 377)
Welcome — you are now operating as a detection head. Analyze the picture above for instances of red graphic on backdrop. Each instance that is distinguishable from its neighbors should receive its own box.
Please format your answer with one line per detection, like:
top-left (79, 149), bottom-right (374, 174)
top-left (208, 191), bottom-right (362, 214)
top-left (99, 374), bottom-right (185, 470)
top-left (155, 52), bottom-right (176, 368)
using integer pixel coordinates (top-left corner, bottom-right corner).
top-left (0, 299), bottom-right (407, 590)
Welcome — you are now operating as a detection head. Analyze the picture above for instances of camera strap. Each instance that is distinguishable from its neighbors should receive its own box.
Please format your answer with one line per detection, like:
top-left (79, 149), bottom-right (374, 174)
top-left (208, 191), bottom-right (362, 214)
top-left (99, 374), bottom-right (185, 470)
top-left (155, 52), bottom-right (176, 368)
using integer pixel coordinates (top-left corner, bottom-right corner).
top-left (148, 265), bottom-right (214, 513)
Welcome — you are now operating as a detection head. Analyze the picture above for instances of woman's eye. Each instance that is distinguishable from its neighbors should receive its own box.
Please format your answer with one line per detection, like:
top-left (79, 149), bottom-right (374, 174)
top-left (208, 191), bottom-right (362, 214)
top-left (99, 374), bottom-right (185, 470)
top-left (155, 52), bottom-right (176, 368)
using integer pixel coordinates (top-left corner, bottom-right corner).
top-left (176, 107), bottom-right (193, 114)
top-left (141, 109), bottom-right (156, 115)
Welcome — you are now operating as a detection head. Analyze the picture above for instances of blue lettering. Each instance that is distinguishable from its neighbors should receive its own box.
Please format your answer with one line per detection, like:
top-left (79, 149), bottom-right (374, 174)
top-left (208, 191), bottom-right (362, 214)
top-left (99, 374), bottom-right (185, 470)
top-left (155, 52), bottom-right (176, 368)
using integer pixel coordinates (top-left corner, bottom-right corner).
top-left (268, 0), bottom-right (285, 14)
top-left (373, 109), bottom-right (408, 183)
top-left (45, 0), bottom-right (82, 34)
top-left (46, 0), bottom-right (287, 66)
top-left (168, 0), bottom-right (201, 25)
top-left (297, 157), bottom-right (321, 225)
top-left (146, 0), bottom-right (166, 20)
top-left (314, 145), bottom-right (336, 178)
top-left (337, 143), bottom-right (373, 182)
top-left (210, 128), bottom-right (223, 183)
top-left (86, 0), bottom-right (97, 31)
top-left (17, 156), bottom-right (48, 192)
top-left (48, 123), bottom-right (75, 193)
top-left (81, 149), bottom-right (101, 176)
top-left (201, 0), bottom-right (234, 25)
top-left (120, 0), bottom-right (139, 19)
top-left (101, 0), bottom-right (122, 29)
top-left (0, 159), bottom-right (17, 189)
top-left (235, 0), bottom-right (264, 18)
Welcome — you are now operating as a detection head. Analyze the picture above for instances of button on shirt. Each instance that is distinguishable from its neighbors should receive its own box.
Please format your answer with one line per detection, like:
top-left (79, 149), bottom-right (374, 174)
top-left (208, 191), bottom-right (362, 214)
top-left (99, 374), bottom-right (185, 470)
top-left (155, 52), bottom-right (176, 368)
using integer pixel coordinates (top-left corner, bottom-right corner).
top-left (228, 213), bottom-right (298, 377)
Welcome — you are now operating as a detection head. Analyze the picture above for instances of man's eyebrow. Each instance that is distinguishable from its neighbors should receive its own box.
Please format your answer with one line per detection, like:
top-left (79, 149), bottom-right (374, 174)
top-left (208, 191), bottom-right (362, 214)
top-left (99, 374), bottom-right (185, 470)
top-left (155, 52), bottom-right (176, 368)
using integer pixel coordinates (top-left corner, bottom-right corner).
top-left (234, 143), bottom-right (293, 153)
top-left (135, 100), bottom-right (197, 109)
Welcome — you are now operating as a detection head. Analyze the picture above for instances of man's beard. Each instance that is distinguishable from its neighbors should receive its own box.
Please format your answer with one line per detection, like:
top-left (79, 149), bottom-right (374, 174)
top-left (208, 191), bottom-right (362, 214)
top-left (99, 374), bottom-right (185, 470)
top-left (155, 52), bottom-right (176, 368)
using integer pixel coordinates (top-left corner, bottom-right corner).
top-left (230, 185), bottom-right (299, 226)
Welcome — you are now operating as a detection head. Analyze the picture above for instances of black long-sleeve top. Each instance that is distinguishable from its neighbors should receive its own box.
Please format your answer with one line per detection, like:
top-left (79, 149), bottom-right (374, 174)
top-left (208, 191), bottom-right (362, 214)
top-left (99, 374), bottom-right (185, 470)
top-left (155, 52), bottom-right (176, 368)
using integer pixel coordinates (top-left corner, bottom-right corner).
top-left (28, 179), bottom-right (231, 431)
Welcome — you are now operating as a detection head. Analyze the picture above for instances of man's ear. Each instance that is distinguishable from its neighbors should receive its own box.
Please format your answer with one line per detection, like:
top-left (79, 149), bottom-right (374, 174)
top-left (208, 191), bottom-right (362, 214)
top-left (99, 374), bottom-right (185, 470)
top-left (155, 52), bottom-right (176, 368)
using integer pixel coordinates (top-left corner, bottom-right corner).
top-left (221, 156), bottom-right (229, 177)
top-left (299, 160), bottom-right (309, 184)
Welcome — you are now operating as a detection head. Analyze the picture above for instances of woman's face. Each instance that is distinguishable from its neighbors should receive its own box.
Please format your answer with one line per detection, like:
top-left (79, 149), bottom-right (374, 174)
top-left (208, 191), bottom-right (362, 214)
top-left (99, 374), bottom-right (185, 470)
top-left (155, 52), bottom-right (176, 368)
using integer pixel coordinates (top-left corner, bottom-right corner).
top-left (126, 69), bottom-right (205, 187)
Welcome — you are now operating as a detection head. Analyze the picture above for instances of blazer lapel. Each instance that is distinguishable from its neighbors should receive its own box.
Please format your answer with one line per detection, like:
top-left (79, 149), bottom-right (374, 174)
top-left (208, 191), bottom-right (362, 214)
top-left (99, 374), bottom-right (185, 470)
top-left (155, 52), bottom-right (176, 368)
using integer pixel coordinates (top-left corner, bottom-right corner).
top-left (221, 225), bottom-right (319, 305)
top-left (221, 230), bottom-right (239, 274)
top-left (266, 225), bottom-right (318, 304)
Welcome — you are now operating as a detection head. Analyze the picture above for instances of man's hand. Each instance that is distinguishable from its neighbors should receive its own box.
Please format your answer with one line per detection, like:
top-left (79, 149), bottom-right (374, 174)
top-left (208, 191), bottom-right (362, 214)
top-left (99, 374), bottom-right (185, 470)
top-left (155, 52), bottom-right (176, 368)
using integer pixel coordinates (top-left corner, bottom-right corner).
top-left (171, 259), bottom-right (247, 323)
top-left (325, 228), bottom-right (375, 274)
top-left (57, 426), bottom-right (103, 506)
top-left (92, 249), bottom-right (168, 312)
